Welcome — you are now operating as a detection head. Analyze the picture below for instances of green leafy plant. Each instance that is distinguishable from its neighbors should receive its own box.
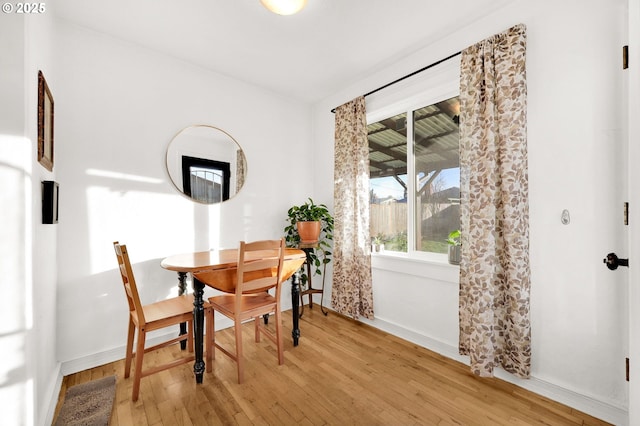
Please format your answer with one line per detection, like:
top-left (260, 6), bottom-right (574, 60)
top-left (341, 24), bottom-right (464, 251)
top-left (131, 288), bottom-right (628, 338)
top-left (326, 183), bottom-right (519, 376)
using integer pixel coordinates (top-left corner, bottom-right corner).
top-left (446, 229), bottom-right (461, 246)
top-left (284, 198), bottom-right (334, 287)
top-left (372, 233), bottom-right (385, 252)
top-left (391, 231), bottom-right (408, 252)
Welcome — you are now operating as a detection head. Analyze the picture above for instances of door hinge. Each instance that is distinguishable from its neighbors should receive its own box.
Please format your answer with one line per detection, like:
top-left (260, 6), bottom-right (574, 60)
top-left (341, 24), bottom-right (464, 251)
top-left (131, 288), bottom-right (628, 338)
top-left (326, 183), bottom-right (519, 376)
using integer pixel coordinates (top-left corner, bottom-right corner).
top-left (627, 357), bottom-right (630, 381)
top-left (624, 45), bottom-right (629, 69)
top-left (625, 202), bottom-right (629, 225)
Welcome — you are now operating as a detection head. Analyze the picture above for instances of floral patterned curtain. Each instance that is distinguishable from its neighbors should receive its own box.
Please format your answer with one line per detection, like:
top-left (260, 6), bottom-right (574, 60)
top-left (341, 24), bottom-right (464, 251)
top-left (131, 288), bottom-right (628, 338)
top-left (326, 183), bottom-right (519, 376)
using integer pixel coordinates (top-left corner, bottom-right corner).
top-left (332, 96), bottom-right (374, 320)
top-left (458, 24), bottom-right (531, 378)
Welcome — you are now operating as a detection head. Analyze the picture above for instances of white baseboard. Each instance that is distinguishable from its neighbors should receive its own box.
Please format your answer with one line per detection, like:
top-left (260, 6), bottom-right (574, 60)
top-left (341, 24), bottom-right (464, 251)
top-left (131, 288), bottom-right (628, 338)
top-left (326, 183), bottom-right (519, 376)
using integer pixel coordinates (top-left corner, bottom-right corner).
top-left (60, 316), bottom-right (236, 376)
top-left (43, 363), bottom-right (63, 426)
top-left (360, 315), bottom-right (628, 426)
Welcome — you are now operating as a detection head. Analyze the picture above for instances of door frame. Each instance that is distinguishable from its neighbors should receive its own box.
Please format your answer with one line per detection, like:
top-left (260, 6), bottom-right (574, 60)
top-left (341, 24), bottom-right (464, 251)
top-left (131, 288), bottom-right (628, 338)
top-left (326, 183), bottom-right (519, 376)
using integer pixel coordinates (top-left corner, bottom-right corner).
top-left (628, 0), bottom-right (640, 424)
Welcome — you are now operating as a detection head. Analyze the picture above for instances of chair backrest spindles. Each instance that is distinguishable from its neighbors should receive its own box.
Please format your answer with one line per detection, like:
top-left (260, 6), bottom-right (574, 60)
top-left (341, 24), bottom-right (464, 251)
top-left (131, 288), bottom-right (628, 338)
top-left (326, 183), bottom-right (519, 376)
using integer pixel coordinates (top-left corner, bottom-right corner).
top-left (236, 239), bottom-right (285, 296)
top-left (113, 241), bottom-right (146, 324)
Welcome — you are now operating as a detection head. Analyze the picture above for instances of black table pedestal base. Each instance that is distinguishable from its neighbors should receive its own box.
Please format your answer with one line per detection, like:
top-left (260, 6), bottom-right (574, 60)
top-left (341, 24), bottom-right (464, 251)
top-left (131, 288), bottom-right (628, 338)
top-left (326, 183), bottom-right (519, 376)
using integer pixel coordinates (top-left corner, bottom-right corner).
top-left (291, 274), bottom-right (301, 346)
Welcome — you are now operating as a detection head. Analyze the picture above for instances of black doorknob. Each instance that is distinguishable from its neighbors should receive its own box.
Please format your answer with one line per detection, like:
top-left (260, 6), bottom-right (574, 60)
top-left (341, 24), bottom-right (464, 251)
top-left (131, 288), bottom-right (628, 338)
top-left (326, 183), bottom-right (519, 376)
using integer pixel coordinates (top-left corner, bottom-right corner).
top-left (603, 253), bottom-right (629, 270)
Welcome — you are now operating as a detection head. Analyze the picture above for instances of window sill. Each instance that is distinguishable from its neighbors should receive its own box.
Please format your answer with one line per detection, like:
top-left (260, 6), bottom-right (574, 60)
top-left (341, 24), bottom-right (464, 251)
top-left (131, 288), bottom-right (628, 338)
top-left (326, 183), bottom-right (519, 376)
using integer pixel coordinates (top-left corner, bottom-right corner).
top-left (371, 251), bottom-right (459, 283)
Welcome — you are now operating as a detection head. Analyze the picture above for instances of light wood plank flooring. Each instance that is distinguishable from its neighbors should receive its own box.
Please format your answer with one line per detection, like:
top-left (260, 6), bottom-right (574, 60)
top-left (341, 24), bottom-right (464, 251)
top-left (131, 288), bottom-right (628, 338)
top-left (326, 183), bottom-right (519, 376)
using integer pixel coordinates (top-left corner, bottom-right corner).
top-left (54, 308), bottom-right (611, 425)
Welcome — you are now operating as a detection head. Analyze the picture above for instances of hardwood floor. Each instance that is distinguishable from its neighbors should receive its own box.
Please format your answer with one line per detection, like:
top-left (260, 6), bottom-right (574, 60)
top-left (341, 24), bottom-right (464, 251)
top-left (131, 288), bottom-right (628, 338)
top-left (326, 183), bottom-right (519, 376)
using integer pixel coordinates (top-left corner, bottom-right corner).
top-left (54, 308), bottom-right (611, 425)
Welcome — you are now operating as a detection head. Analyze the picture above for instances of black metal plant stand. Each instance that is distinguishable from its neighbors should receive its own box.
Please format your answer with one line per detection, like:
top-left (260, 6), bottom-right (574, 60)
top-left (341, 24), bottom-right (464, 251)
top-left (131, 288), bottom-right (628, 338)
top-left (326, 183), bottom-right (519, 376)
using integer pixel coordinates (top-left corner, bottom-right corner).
top-left (298, 245), bottom-right (328, 317)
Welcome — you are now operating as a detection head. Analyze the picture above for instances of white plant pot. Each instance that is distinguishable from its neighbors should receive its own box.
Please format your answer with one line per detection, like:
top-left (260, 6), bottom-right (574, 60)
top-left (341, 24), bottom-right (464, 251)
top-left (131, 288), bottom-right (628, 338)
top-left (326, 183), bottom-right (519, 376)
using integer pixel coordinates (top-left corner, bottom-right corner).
top-left (448, 245), bottom-right (461, 265)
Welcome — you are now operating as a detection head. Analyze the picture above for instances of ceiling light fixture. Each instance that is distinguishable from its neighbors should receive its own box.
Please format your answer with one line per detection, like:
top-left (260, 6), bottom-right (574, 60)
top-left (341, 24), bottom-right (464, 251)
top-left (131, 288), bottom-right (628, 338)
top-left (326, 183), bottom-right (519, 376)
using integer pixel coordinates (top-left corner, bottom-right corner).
top-left (260, 0), bottom-right (307, 15)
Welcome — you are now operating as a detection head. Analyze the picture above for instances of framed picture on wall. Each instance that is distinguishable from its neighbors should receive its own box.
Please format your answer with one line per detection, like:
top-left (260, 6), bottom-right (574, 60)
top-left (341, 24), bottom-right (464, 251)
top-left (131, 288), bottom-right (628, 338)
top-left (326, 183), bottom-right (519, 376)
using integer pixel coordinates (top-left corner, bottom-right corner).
top-left (38, 70), bottom-right (54, 172)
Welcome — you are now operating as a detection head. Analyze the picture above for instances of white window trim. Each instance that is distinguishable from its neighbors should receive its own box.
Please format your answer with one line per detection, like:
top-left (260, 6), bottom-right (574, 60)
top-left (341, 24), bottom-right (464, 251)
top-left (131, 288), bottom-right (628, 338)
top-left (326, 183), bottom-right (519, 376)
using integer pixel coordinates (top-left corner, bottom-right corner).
top-left (371, 250), bottom-right (459, 283)
top-left (367, 56), bottom-right (461, 269)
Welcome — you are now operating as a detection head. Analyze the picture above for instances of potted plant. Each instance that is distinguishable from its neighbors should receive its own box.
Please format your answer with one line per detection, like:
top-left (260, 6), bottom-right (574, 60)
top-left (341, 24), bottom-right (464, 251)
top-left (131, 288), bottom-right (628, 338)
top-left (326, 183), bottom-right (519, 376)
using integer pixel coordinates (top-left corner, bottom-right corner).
top-left (372, 234), bottom-right (385, 253)
top-left (446, 229), bottom-right (461, 265)
top-left (284, 198), bottom-right (334, 287)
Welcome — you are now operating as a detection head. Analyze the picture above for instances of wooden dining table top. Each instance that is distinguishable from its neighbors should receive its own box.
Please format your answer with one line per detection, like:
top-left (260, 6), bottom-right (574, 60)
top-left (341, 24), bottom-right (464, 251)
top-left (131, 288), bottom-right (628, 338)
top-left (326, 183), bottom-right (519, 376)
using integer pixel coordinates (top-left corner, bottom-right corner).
top-left (161, 247), bottom-right (306, 293)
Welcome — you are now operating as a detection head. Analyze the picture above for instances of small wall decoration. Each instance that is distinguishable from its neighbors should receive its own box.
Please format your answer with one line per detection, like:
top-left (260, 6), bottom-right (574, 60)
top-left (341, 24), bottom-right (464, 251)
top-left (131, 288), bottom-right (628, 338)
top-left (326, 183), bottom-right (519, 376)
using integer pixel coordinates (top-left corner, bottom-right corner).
top-left (38, 70), bottom-right (54, 171)
top-left (42, 180), bottom-right (59, 224)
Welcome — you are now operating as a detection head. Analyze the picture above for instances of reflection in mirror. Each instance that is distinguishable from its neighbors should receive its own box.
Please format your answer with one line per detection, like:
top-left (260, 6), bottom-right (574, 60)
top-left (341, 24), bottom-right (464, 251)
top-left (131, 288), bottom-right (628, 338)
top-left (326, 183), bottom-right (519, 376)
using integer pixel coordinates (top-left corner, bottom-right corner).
top-left (166, 125), bottom-right (246, 204)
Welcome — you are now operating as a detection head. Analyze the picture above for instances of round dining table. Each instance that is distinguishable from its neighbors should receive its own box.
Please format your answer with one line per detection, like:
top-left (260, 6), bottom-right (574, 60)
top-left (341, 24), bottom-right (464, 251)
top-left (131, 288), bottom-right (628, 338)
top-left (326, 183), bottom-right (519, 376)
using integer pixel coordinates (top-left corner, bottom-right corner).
top-left (161, 247), bottom-right (306, 384)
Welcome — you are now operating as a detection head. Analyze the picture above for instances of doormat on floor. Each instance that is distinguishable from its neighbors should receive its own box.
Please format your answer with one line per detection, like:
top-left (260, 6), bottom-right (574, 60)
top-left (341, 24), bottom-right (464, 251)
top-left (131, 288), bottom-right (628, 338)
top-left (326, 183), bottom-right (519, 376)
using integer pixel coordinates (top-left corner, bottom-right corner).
top-left (54, 375), bottom-right (116, 426)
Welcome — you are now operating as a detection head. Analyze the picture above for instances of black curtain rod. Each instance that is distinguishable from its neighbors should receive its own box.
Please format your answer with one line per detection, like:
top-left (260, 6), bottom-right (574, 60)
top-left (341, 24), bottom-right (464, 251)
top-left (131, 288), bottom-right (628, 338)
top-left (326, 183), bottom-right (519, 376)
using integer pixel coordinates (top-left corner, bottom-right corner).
top-left (330, 50), bottom-right (461, 113)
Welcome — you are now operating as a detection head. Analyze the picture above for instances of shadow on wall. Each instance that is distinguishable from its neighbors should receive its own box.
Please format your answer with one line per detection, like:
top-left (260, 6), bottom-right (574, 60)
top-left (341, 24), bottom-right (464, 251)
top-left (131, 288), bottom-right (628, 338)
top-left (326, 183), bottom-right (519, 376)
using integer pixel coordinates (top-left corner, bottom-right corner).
top-left (56, 256), bottom-right (196, 370)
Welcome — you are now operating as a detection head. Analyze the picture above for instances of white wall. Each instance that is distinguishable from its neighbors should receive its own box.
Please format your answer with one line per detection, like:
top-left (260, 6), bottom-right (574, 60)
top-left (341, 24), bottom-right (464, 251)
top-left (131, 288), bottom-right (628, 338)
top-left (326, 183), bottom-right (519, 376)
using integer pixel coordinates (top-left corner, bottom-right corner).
top-left (53, 19), bottom-right (313, 375)
top-left (28, 14), bottom-right (60, 424)
top-left (0, 16), bottom-right (30, 426)
top-left (312, 0), bottom-right (629, 424)
top-left (1, 11), bottom-right (59, 426)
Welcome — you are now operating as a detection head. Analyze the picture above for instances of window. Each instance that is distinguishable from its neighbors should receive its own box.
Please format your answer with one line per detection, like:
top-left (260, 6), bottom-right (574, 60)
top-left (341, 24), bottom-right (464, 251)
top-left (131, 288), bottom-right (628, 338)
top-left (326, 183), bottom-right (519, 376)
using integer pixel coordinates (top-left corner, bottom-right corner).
top-left (182, 155), bottom-right (231, 203)
top-left (368, 95), bottom-right (460, 257)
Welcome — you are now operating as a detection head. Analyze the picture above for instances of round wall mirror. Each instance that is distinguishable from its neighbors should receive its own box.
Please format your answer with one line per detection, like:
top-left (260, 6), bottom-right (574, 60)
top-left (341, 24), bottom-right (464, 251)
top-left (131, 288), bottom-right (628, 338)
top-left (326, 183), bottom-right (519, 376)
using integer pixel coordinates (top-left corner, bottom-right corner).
top-left (166, 125), bottom-right (247, 204)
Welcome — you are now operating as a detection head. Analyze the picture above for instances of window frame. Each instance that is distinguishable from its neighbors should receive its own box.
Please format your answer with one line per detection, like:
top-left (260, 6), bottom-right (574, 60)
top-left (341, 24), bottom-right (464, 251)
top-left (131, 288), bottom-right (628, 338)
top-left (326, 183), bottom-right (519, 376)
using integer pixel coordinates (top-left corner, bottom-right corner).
top-left (181, 155), bottom-right (231, 203)
top-left (367, 57), bottom-right (460, 264)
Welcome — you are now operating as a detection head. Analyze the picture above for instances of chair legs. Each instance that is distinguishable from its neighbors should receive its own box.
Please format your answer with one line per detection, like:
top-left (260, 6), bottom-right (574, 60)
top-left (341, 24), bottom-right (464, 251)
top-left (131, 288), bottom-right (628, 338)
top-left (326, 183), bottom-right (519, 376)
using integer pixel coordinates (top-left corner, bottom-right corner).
top-left (256, 313), bottom-right (284, 365)
top-left (275, 310), bottom-right (284, 365)
top-left (124, 319), bottom-right (136, 379)
top-left (253, 314), bottom-right (282, 362)
top-left (132, 328), bottom-right (146, 402)
top-left (206, 310), bottom-right (214, 373)
top-left (234, 318), bottom-right (245, 384)
top-left (254, 317), bottom-right (261, 342)
top-left (206, 307), bottom-right (285, 384)
top-left (126, 321), bottom-right (197, 402)
top-left (187, 319), bottom-right (194, 353)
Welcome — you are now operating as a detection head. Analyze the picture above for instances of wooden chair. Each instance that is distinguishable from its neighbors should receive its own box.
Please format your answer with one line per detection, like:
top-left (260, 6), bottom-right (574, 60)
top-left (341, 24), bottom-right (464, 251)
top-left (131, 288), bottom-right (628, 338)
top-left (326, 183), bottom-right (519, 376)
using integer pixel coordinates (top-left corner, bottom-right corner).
top-left (113, 241), bottom-right (203, 401)
top-left (205, 238), bottom-right (286, 383)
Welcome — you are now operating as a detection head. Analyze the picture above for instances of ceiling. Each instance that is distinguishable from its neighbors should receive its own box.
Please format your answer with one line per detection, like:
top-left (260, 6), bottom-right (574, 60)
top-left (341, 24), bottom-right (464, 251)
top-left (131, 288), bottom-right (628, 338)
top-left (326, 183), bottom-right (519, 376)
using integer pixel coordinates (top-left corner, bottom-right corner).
top-left (54, 0), bottom-right (512, 103)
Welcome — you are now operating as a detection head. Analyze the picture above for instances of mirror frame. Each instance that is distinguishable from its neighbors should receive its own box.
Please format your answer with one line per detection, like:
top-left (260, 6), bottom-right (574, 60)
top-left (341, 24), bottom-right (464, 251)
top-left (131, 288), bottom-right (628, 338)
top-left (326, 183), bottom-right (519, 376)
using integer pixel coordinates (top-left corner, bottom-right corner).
top-left (166, 125), bottom-right (246, 204)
